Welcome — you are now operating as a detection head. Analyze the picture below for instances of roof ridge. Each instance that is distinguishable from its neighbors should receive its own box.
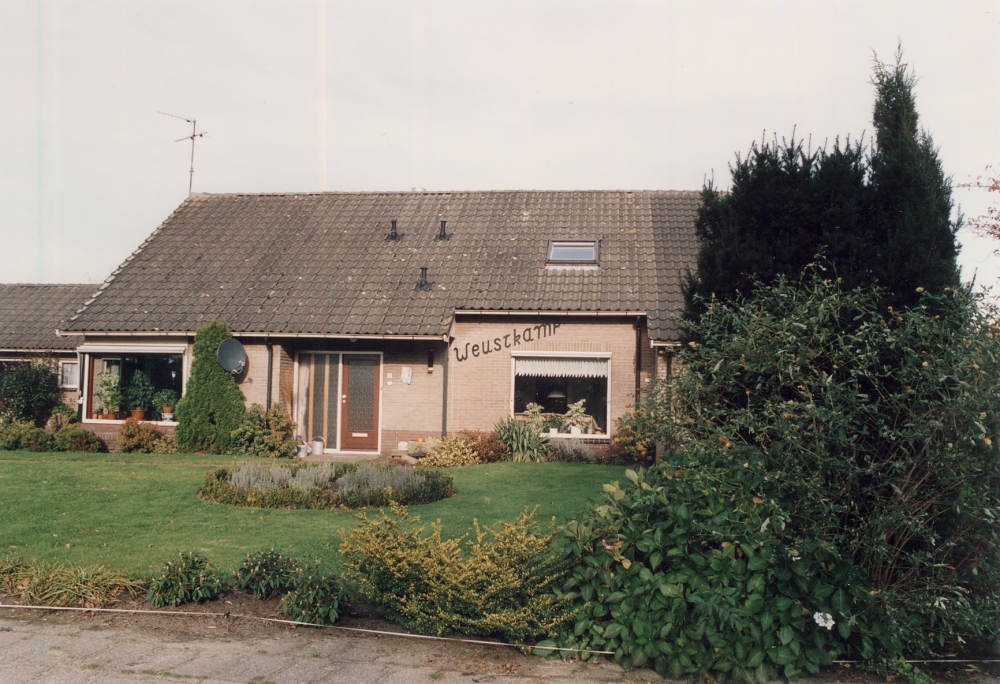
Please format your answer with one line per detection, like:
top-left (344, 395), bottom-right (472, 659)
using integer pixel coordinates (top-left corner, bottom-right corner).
top-left (189, 189), bottom-right (701, 199)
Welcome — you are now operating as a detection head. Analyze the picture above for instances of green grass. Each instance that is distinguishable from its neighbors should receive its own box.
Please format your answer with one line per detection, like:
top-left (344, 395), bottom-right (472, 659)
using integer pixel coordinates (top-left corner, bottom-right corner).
top-left (0, 453), bottom-right (624, 577)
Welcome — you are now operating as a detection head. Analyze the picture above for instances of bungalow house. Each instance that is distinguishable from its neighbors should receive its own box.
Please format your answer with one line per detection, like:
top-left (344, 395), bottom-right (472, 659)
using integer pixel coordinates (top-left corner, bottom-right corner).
top-left (0, 283), bottom-right (96, 407)
top-left (58, 190), bottom-right (699, 454)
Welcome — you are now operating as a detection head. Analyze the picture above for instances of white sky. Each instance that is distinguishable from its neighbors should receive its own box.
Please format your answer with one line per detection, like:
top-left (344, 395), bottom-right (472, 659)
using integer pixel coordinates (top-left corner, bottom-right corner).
top-left (2, 0), bottom-right (998, 292)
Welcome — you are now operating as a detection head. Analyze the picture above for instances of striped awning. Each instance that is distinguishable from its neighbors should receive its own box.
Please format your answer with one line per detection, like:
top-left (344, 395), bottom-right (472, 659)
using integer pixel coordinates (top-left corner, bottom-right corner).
top-left (515, 357), bottom-right (608, 378)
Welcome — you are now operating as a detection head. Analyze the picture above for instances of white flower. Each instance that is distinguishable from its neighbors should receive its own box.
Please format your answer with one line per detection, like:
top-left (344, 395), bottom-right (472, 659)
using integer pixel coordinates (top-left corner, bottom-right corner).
top-left (813, 612), bottom-right (835, 630)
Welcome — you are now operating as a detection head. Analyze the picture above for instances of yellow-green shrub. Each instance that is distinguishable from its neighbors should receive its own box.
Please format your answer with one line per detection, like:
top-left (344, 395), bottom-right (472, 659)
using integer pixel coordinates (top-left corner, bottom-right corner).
top-left (417, 436), bottom-right (481, 467)
top-left (338, 503), bottom-right (577, 642)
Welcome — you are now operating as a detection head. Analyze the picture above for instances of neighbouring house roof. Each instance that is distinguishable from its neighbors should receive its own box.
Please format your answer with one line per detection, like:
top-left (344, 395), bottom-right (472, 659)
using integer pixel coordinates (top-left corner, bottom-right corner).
top-left (0, 284), bottom-right (95, 353)
top-left (62, 191), bottom-right (699, 342)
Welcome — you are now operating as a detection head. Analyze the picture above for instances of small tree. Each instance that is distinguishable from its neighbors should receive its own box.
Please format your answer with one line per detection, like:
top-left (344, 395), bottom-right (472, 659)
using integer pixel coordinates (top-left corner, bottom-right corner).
top-left (0, 357), bottom-right (61, 426)
top-left (960, 166), bottom-right (999, 256)
top-left (174, 322), bottom-right (245, 453)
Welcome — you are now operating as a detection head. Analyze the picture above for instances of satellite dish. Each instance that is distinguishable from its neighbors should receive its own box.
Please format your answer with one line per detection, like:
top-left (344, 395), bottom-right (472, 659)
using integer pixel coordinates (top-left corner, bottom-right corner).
top-left (217, 338), bottom-right (247, 375)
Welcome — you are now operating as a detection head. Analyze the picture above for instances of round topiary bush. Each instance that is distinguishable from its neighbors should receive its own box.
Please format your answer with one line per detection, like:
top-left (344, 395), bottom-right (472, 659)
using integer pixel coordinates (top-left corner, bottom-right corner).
top-left (54, 425), bottom-right (104, 453)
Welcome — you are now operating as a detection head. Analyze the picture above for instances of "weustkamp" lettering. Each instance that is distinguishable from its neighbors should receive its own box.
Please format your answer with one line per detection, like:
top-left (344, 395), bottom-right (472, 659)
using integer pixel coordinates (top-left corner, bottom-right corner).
top-left (453, 322), bottom-right (562, 362)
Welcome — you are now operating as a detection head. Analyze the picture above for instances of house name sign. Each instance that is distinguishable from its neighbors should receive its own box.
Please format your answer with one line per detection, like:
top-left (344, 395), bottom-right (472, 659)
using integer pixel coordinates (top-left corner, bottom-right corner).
top-left (453, 322), bottom-right (562, 362)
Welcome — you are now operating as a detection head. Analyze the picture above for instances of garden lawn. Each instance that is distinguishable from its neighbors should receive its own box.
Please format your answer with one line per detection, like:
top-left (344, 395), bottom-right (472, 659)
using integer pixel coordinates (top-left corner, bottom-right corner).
top-left (0, 453), bottom-right (626, 577)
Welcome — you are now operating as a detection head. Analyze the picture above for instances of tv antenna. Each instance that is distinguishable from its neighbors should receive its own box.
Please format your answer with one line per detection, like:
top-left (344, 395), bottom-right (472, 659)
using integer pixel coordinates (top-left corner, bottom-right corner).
top-left (159, 111), bottom-right (208, 194)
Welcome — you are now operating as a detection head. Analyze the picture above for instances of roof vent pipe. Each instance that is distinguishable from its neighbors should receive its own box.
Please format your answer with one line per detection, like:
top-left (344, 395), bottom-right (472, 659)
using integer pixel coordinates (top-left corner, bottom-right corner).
top-left (386, 219), bottom-right (404, 242)
top-left (435, 219), bottom-right (451, 241)
top-left (415, 266), bottom-right (434, 291)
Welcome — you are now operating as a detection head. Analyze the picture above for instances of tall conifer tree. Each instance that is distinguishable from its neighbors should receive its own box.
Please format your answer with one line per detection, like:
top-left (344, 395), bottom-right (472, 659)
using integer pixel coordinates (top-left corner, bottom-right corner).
top-left (868, 49), bottom-right (960, 305)
top-left (683, 48), bottom-right (961, 327)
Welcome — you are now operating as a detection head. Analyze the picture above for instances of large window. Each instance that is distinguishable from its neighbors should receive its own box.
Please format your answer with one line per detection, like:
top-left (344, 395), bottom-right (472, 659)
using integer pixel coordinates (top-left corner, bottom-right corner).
top-left (513, 355), bottom-right (609, 435)
top-left (84, 351), bottom-right (183, 421)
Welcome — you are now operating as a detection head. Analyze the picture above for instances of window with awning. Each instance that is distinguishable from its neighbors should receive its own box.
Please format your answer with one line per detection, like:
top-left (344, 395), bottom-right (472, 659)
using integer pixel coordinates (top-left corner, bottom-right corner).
top-left (513, 356), bottom-right (609, 434)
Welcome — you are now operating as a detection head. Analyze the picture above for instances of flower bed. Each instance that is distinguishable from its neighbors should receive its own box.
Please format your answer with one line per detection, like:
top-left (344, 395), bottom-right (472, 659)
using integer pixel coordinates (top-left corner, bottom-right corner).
top-left (200, 461), bottom-right (453, 509)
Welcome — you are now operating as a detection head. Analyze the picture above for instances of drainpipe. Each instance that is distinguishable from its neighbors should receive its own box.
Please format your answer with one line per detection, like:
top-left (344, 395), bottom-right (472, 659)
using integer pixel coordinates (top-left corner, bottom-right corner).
top-left (635, 317), bottom-right (642, 407)
top-left (441, 341), bottom-right (449, 437)
top-left (265, 340), bottom-right (273, 410)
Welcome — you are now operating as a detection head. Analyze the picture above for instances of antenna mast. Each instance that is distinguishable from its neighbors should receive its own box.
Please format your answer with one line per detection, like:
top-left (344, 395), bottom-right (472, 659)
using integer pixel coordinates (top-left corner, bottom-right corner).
top-left (158, 111), bottom-right (208, 194)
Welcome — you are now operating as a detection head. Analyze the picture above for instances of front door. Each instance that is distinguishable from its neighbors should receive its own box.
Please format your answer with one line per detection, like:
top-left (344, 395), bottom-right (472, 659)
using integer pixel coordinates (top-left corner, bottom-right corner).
top-left (340, 354), bottom-right (380, 451)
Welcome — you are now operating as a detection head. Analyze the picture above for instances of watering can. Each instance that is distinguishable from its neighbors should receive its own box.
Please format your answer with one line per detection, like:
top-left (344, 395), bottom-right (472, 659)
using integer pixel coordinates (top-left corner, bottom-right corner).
top-left (310, 436), bottom-right (326, 457)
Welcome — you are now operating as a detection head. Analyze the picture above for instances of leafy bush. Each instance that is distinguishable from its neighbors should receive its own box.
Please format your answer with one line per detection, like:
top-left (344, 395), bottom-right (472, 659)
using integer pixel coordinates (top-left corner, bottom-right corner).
top-left (610, 409), bottom-right (657, 466)
top-left (418, 436), bottom-right (481, 467)
top-left (21, 427), bottom-right (55, 452)
top-left (279, 563), bottom-right (344, 625)
top-left (202, 462), bottom-right (453, 509)
top-left (174, 322), bottom-right (245, 453)
top-left (647, 273), bottom-right (1000, 658)
top-left (233, 550), bottom-right (301, 599)
top-left (0, 556), bottom-right (142, 607)
top-left (339, 503), bottom-right (576, 641)
top-left (151, 435), bottom-right (178, 454)
top-left (147, 551), bottom-right (226, 607)
top-left (545, 438), bottom-right (596, 463)
top-left (552, 463), bottom-right (895, 682)
top-left (0, 358), bottom-right (61, 426)
top-left (0, 418), bottom-right (34, 450)
top-left (53, 424), bottom-right (103, 453)
top-left (459, 430), bottom-right (508, 463)
top-left (230, 402), bottom-right (297, 458)
top-left (495, 416), bottom-right (549, 461)
top-left (116, 418), bottom-right (165, 453)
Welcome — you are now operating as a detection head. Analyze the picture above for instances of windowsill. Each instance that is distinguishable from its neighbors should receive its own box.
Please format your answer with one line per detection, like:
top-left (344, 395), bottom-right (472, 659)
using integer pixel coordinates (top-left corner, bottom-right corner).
top-left (545, 432), bottom-right (609, 441)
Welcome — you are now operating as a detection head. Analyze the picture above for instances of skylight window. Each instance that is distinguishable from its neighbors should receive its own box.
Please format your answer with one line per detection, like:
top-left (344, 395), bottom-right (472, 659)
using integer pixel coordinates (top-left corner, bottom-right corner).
top-left (547, 239), bottom-right (599, 264)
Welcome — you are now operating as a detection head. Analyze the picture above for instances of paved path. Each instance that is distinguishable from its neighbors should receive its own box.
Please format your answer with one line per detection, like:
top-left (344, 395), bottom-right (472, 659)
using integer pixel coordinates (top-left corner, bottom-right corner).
top-left (0, 615), bottom-right (663, 684)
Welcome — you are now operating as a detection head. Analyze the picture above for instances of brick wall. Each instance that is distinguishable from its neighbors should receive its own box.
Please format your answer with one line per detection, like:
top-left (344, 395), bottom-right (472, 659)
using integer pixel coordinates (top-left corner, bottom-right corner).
top-left (447, 316), bottom-right (649, 438)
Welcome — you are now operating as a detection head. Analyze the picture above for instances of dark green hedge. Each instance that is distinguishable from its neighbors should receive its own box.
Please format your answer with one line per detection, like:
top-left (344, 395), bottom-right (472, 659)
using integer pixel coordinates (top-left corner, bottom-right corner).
top-left (200, 465), bottom-right (453, 509)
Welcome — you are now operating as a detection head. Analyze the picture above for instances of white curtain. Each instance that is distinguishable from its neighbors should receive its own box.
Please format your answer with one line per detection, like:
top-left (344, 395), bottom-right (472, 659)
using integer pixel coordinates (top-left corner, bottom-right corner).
top-left (515, 357), bottom-right (608, 378)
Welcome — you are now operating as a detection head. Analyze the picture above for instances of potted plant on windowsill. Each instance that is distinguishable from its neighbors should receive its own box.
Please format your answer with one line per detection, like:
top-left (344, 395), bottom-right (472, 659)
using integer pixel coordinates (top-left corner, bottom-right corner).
top-left (543, 413), bottom-right (565, 435)
top-left (94, 370), bottom-right (120, 420)
top-left (126, 370), bottom-right (155, 420)
top-left (565, 399), bottom-right (589, 436)
top-left (153, 388), bottom-right (179, 421)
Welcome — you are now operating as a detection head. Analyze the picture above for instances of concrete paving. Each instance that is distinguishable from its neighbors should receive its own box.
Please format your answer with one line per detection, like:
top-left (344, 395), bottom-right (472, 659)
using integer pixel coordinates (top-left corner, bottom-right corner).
top-left (0, 614), bottom-right (664, 684)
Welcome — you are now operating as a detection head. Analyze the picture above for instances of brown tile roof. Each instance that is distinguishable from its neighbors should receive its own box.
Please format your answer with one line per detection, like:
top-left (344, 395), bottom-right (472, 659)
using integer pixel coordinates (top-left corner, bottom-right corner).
top-left (63, 191), bottom-right (699, 342)
top-left (0, 284), bottom-right (95, 352)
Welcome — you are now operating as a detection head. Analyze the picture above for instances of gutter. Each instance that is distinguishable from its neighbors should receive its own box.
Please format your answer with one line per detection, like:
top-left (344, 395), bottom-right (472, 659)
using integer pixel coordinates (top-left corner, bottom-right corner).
top-left (58, 330), bottom-right (449, 342)
top-left (457, 310), bottom-right (646, 317)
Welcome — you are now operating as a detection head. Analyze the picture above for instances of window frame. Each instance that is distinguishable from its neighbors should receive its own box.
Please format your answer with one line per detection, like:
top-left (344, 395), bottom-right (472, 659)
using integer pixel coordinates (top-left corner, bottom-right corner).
top-left (546, 239), bottom-right (600, 265)
top-left (59, 360), bottom-right (79, 389)
top-left (510, 350), bottom-right (611, 438)
top-left (79, 344), bottom-right (187, 425)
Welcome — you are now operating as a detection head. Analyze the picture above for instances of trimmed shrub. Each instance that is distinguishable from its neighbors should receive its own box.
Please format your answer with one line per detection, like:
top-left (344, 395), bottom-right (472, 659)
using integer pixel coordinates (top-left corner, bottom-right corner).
top-left (339, 503), bottom-right (576, 641)
top-left (116, 418), bottom-right (165, 453)
top-left (417, 436), bottom-right (481, 467)
top-left (53, 425), bottom-right (103, 453)
top-left (0, 418), bottom-right (34, 450)
top-left (147, 551), bottom-right (226, 607)
top-left (201, 462), bottom-right (453, 509)
top-left (279, 563), bottom-right (344, 625)
top-left (230, 402), bottom-right (297, 458)
top-left (174, 322), bottom-right (245, 453)
top-left (22, 427), bottom-right (55, 452)
top-left (459, 430), bottom-right (508, 463)
top-left (495, 416), bottom-right (549, 462)
top-left (0, 358), bottom-right (61, 426)
top-left (233, 550), bottom-right (301, 599)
